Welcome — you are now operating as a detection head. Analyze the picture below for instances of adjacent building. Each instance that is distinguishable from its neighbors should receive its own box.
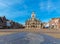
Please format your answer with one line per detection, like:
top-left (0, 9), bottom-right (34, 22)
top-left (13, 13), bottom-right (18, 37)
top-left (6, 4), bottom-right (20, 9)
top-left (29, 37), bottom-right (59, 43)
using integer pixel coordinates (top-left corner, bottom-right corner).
top-left (0, 16), bottom-right (24, 29)
top-left (41, 22), bottom-right (50, 29)
top-left (6, 20), bottom-right (25, 29)
top-left (49, 18), bottom-right (60, 29)
top-left (0, 16), bottom-right (7, 29)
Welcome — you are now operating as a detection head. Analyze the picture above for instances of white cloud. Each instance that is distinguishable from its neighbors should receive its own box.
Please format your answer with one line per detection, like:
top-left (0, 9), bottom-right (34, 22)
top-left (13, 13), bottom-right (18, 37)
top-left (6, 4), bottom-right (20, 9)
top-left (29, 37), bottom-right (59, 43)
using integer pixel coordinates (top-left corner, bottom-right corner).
top-left (46, 1), bottom-right (56, 11)
top-left (40, 2), bottom-right (44, 10)
top-left (0, 0), bottom-right (25, 6)
top-left (0, 10), bottom-right (28, 19)
top-left (39, 1), bottom-right (57, 12)
top-left (0, 2), bottom-right (8, 7)
top-left (11, 10), bottom-right (28, 17)
top-left (0, 0), bottom-right (28, 18)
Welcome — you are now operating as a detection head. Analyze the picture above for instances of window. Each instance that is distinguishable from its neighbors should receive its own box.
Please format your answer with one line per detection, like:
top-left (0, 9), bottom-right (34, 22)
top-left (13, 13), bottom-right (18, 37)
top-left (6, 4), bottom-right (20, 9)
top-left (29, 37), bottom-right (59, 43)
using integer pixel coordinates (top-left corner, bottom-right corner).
top-left (7, 21), bottom-right (11, 26)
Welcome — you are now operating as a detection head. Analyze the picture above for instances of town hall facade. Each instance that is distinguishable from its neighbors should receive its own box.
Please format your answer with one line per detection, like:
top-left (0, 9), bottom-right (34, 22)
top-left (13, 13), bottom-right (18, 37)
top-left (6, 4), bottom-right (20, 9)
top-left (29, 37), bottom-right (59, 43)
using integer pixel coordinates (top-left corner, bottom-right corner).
top-left (25, 12), bottom-right (42, 29)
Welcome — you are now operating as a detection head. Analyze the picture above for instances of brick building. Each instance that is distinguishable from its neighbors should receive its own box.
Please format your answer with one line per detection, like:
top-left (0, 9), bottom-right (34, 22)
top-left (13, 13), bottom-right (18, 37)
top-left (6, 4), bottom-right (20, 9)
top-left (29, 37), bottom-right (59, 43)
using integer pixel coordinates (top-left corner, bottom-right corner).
top-left (49, 18), bottom-right (60, 29)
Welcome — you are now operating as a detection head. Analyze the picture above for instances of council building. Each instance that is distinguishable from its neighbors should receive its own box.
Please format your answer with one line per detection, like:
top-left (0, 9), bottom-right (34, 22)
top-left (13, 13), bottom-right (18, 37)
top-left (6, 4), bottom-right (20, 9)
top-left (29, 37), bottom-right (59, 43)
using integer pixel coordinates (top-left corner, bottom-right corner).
top-left (25, 12), bottom-right (42, 29)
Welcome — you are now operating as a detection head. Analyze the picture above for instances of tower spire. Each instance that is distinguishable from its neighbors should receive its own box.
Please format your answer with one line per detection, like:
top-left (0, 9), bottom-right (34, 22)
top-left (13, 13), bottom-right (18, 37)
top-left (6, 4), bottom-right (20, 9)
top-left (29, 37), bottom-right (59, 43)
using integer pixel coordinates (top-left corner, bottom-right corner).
top-left (31, 12), bottom-right (35, 21)
top-left (31, 12), bottom-right (35, 18)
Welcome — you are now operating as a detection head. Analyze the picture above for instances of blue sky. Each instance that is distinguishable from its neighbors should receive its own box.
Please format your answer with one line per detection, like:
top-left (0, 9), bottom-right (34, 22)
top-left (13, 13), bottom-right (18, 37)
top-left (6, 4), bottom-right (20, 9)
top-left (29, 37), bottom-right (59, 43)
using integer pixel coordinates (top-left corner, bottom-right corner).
top-left (0, 0), bottom-right (60, 24)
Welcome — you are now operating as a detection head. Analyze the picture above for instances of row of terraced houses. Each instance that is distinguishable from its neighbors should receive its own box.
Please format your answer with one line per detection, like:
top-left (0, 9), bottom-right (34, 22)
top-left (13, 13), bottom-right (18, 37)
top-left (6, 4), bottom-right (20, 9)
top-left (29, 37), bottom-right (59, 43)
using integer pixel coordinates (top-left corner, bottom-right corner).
top-left (0, 16), bottom-right (24, 29)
